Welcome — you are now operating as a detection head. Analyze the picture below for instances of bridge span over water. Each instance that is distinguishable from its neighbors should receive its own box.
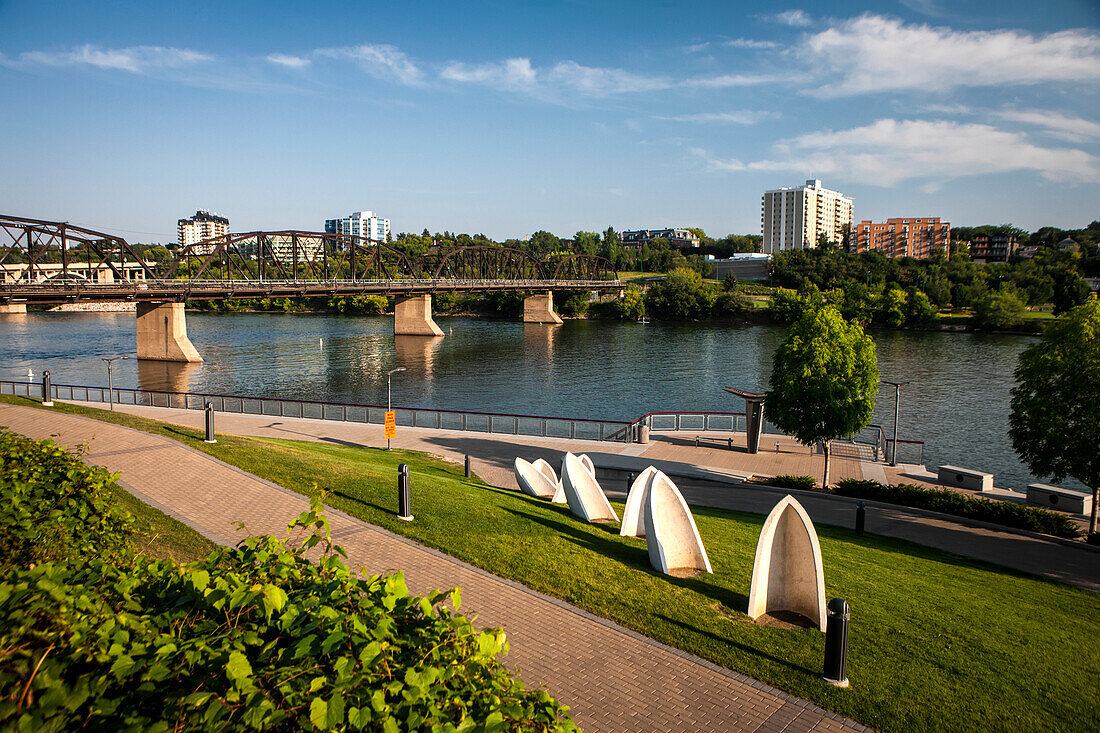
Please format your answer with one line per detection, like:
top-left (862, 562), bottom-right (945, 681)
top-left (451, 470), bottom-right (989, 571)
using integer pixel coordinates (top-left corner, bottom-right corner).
top-left (0, 215), bottom-right (621, 362)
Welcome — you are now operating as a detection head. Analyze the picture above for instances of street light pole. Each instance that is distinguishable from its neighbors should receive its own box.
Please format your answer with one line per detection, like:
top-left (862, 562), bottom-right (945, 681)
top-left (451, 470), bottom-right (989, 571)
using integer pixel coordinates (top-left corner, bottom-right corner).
top-left (880, 380), bottom-right (909, 466)
top-left (386, 367), bottom-right (406, 451)
top-left (103, 355), bottom-right (130, 411)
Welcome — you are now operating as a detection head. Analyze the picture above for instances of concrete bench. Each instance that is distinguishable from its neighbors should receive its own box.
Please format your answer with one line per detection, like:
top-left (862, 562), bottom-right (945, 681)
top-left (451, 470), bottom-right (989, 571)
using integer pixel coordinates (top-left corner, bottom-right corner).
top-left (1027, 484), bottom-right (1093, 515)
top-left (938, 465), bottom-right (993, 492)
top-left (775, 442), bottom-right (811, 454)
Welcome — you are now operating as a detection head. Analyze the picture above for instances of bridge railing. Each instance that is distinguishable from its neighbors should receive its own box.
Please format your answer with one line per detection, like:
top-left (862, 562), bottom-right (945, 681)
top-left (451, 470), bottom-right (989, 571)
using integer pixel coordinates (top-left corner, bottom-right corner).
top-left (0, 380), bottom-right (636, 443)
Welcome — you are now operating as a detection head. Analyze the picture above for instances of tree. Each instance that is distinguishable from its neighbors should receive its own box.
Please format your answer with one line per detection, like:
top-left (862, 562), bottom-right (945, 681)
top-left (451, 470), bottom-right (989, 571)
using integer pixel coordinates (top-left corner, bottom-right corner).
top-left (1009, 296), bottom-right (1100, 535)
top-left (974, 289), bottom-right (1027, 330)
top-left (766, 305), bottom-right (879, 487)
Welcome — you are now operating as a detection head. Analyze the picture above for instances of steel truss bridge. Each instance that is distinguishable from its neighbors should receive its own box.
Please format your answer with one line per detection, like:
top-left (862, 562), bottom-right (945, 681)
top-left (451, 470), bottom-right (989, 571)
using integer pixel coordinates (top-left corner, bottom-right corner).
top-left (0, 215), bottom-right (620, 304)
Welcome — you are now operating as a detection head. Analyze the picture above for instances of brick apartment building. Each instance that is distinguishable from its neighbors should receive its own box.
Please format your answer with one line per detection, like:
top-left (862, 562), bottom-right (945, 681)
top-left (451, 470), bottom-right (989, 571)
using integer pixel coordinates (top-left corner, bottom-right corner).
top-left (621, 228), bottom-right (701, 250)
top-left (851, 217), bottom-right (950, 259)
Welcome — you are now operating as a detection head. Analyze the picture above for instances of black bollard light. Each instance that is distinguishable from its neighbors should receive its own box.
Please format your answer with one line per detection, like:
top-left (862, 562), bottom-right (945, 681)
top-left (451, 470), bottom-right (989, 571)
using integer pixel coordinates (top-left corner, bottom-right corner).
top-left (694, 435), bottom-right (700, 448)
top-left (627, 472), bottom-right (635, 490)
top-left (41, 370), bottom-right (53, 407)
top-left (397, 463), bottom-right (413, 521)
top-left (464, 454), bottom-right (471, 478)
top-left (855, 501), bottom-right (866, 536)
top-left (823, 598), bottom-right (851, 688)
top-left (204, 402), bottom-right (217, 444)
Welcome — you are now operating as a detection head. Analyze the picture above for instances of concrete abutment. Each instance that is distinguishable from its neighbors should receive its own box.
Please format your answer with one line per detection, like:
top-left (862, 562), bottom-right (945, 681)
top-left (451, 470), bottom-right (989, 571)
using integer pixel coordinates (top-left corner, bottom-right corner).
top-left (523, 290), bottom-right (563, 324)
top-left (0, 303), bottom-right (27, 314)
top-left (135, 302), bottom-right (203, 363)
top-left (394, 294), bottom-right (444, 337)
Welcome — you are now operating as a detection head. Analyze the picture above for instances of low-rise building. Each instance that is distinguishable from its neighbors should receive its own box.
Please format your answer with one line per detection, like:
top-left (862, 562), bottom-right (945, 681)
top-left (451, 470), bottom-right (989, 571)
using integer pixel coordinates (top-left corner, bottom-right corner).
top-left (621, 228), bottom-right (701, 250)
top-left (851, 218), bottom-right (950, 259)
top-left (969, 233), bottom-right (1019, 263)
top-left (178, 211), bottom-right (229, 255)
top-left (712, 253), bottom-right (770, 281)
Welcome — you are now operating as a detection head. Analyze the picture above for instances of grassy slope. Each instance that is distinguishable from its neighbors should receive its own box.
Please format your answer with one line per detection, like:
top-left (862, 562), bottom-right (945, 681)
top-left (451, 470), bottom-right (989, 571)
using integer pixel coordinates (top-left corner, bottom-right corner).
top-left (108, 484), bottom-right (217, 562)
top-left (3, 396), bottom-right (1098, 732)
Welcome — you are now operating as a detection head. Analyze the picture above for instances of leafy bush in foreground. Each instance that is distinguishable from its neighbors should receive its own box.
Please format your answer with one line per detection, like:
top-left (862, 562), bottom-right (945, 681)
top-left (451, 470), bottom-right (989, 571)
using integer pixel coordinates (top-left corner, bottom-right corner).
top-left (769, 475), bottom-right (818, 491)
top-left (0, 431), bottom-right (574, 732)
top-left (834, 478), bottom-right (1081, 539)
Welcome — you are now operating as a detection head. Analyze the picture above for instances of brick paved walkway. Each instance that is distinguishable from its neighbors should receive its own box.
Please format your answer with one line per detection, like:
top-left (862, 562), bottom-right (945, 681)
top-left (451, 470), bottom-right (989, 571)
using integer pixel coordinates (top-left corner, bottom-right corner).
top-left (0, 403), bottom-right (865, 732)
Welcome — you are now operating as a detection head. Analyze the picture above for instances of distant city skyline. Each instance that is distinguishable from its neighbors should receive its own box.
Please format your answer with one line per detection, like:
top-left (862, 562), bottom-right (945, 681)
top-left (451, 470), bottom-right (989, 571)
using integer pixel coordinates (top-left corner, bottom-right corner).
top-left (1, 0), bottom-right (1097, 243)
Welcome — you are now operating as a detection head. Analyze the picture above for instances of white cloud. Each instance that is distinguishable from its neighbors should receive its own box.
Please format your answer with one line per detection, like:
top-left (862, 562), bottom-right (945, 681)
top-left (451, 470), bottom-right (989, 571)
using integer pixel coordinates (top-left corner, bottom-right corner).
top-left (440, 58), bottom-right (671, 97)
top-left (685, 42), bottom-right (711, 53)
top-left (762, 10), bottom-right (812, 27)
top-left (683, 72), bottom-right (792, 88)
top-left (799, 14), bottom-right (1100, 96)
top-left (995, 109), bottom-right (1100, 143)
top-left (694, 118), bottom-right (1100, 185)
top-left (266, 54), bottom-right (310, 69)
top-left (10, 44), bottom-right (212, 74)
top-left (654, 110), bottom-right (778, 124)
top-left (316, 44), bottom-right (423, 86)
top-left (724, 39), bottom-right (780, 49)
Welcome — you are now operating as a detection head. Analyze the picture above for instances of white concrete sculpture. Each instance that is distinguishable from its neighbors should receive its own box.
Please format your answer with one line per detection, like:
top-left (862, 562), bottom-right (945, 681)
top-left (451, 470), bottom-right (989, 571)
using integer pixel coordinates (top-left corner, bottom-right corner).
top-left (561, 452), bottom-right (619, 523)
top-left (514, 457), bottom-right (557, 499)
top-left (534, 458), bottom-right (568, 504)
top-left (577, 453), bottom-right (596, 478)
top-left (619, 466), bottom-right (659, 538)
top-left (747, 495), bottom-right (827, 631)
top-left (643, 470), bottom-right (712, 576)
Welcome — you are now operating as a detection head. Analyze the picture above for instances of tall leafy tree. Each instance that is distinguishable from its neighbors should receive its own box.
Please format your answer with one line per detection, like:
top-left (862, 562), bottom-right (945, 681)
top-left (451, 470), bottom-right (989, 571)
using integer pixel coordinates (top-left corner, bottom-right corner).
top-left (766, 305), bottom-right (879, 487)
top-left (1009, 296), bottom-right (1100, 535)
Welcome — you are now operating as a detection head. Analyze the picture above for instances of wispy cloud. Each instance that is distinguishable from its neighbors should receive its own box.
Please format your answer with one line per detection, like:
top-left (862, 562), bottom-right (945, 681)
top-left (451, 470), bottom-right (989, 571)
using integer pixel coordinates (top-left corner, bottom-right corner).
top-left (799, 14), bottom-right (1100, 96)
top-left (761, 10), bottom-right (812, 27)
top-left (7, 44), bottom-right (213, 74)
top-left (724, 38), bottom-right (780, 49)
top-left (266, 54), bottom-right (310, 69)
top-left (315, 44), bottom-right (424, 86)
top-left (693, 119), bottom-right (1100, 185)
top-left (441, 58), bottom-right (671, 97)
top-left (683, 72), bottom-right (794, 88)
top-left (995, 109), bottom-right (1100, 143)
top-left (685, 42), bottom-right (711, 53)
top-left (654, 110), bottom-right (778, 124)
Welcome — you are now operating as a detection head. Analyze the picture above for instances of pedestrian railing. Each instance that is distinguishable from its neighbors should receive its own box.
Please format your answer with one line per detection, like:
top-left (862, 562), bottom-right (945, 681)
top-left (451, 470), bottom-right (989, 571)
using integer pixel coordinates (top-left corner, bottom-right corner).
top-left (0, 379), bottom-right (924, 461)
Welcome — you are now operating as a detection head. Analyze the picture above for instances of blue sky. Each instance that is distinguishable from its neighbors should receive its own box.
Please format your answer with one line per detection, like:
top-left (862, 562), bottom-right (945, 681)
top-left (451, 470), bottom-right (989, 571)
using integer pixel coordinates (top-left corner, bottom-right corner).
top-left (1, 0), bottom-right (1098, 242)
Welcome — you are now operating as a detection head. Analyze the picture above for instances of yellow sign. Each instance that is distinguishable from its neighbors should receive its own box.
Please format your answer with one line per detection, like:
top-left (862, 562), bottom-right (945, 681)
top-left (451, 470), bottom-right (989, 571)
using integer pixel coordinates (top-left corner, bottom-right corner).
top-left (384, 410), bottom-right (396, 439)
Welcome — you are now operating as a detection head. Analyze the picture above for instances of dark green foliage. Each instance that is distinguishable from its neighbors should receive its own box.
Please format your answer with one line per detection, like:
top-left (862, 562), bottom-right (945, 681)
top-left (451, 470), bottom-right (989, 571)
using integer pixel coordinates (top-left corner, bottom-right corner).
top-left (1010, 296), bottom-right (1100, 534)
top-left (327, 294), bottom-right (389, 315)
top-left (644, 268), bottom-right (715, 320)
top-left (615, 289), bottom-right (645, 321)
top-left (712, 290), bottom-right (752, 318)
top-left (768, 286), bottom-right (824, 323)
top-left (0, 432), bottom-right (574, 731)
top-left (556, 290), bottom-right (591, 318)
top-left (974, 289), bottom-right (1027, 329)
top-left (769, 475), bottom-right (817, 491)
top-left (833, 479), bottom-right (1082, 539)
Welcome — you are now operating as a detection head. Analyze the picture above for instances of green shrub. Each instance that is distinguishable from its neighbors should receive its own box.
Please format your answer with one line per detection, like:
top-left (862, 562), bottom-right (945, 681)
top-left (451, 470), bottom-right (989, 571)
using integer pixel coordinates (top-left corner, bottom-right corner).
top-left (0, 430), bottom-right (133, 568)
top-left (769, 475), bottom-right (817, 491)
top-left (0, 432), bottom-right (575, 731)
top-left (834, 478), bottom-right (1082, 538)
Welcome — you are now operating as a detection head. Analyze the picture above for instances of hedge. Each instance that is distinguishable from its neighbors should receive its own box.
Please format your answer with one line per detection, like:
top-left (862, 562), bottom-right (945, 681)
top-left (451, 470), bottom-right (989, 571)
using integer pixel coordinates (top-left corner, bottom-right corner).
top-left (769, 475), bottom-right (818, 491)
top-left (0, 430), bottom-right (575, 731)
top-left (834, 478), bottom-right (1082, 539)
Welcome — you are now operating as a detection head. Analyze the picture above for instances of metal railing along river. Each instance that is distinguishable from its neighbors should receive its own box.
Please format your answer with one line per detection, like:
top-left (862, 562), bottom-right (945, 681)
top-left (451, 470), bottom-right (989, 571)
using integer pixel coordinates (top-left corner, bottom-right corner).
top-left (1, 380), bottom-right (921, 461)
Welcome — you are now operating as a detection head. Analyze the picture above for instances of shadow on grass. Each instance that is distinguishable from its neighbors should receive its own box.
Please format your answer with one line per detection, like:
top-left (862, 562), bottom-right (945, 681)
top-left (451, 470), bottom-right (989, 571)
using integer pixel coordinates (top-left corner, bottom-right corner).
top-left (656, 613), bottom-right (818, 676)
top-left (503, 507), bottom-right (650, 567)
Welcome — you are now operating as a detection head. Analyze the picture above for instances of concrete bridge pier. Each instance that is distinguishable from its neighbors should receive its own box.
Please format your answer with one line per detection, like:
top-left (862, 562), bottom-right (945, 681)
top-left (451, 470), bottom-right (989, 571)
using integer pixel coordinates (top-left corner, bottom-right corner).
top-left (394, 294), bottom-right (444, 337)
top-left (523, 291), bottom-right (563, 324)
top-left (0, 303), bottom-right (27, 314)
top-left (136, 302), bottom-right (203, 363)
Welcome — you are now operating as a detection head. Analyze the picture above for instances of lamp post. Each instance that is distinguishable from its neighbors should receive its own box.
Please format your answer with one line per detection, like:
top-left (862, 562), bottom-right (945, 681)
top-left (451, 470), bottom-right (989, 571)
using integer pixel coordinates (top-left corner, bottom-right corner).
top-left (880, 380), bottom-right (909, 466)
top-left (386, 367), bottom-right (406, 451)
top-left (103, 355), bottom-right (130, 411)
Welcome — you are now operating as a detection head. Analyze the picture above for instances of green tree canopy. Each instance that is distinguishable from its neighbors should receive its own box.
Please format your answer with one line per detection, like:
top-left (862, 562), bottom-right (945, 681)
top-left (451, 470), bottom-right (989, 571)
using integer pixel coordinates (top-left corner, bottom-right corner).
top-left (1009, 295), bottom-right (1100, 534)
top-left (766, 305), bottom-right (879, 486)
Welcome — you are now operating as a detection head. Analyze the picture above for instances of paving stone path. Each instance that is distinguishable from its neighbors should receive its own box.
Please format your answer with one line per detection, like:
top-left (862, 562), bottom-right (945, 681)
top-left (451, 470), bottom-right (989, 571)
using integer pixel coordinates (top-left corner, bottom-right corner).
top-left (0, 403), bottom-right (866, 732)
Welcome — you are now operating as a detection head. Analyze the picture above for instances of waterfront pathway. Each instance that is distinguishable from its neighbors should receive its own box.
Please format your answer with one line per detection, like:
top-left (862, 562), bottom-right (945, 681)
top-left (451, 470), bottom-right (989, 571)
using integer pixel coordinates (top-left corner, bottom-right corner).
top-left (0, 402), bottom-right (864, 733)
top-left (65, 401), bottom-right (1100, 591)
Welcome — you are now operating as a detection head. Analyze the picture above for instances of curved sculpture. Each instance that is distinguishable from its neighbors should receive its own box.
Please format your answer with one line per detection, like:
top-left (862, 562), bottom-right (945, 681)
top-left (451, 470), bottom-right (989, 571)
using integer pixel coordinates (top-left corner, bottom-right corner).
top-left (747, 495), bottom-right (827, 631)
top-left (534, 458), bottom-right (568, 504)
top-left (514, 457), bottom-right (557, 499)
top-left (561, 452), bottom-right (618, 523)
top-left (577, 453), bottom-right (596, 478)
top-left (643, 471), bottom-right (712, 577)
top-left (619, 466), bottom-right (659, 538)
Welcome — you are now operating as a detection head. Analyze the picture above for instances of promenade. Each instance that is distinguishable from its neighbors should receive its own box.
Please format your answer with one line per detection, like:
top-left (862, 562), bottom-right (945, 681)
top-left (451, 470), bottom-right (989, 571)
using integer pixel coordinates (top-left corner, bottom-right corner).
top-left (66, 401), bottom-right (1100, 591)
top-left (0, 401), bottom-right (864, 732)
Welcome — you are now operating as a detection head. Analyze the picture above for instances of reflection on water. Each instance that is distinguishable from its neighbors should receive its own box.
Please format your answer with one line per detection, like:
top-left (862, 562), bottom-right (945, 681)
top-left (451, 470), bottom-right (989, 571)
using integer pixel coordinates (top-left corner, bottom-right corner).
top-left (0, 311), bottom-right (1069, 491)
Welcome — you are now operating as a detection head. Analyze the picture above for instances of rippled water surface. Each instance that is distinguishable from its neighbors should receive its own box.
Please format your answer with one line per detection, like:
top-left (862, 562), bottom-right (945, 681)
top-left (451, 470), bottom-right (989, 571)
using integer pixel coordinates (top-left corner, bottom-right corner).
top-left (0, 311), bottom-right (1069, 492)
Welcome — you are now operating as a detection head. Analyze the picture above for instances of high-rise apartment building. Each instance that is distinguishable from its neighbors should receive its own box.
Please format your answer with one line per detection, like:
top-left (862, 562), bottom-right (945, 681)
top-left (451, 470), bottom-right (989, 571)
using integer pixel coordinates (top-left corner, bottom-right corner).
top-left (178, 210), bottom-right (229, 255)
top-left (851, 218), bottom-right (950, 259)
top-left (761, 180), bottom-right (853, 254)
top-left (324, 211), bottom-right (390, 242)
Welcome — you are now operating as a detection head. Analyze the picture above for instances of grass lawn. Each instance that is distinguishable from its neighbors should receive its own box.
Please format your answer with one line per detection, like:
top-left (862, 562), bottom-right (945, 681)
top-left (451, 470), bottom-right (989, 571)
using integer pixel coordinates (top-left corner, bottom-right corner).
top-left (3, 395), bottom-right (1098, 732)
top-left (109, 483), bottom-right (218, 562)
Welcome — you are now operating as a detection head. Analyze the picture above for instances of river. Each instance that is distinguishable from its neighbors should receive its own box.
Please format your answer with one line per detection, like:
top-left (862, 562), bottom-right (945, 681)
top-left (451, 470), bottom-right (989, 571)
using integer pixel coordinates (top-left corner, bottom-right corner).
top-left (0, 311), bottom-right (1076, 493)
